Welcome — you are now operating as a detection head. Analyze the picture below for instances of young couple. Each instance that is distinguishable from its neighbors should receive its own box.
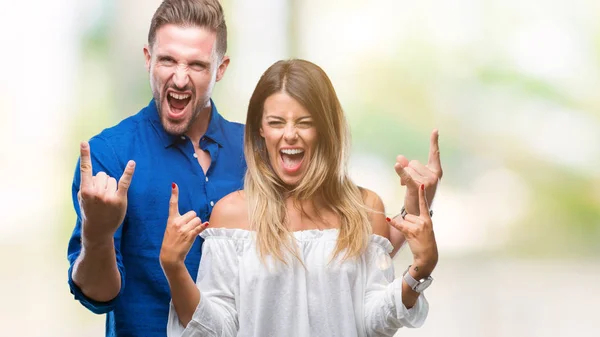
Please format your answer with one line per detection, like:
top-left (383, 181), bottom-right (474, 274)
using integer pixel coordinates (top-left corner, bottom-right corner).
top-left (68, 1), bottom-right (442, 336)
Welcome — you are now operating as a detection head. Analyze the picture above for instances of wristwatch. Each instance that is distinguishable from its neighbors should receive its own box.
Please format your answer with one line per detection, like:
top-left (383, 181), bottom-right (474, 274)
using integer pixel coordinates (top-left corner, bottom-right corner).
top-left (400, 206), bottom-right (433, 220)
top-left (402, 265), bottom-right (433, 293)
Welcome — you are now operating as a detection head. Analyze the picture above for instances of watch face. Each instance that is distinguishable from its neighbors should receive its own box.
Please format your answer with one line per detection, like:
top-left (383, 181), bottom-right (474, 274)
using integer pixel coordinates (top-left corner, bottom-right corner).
top-left (415, 278), bottom-right (433, 292)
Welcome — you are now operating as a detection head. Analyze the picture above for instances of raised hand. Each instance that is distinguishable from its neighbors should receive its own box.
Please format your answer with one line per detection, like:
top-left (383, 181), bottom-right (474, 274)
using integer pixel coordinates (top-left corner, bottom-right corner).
top-left (160, 183), bottom-right (208, 271)
top-left (78, 141), bottom-right (136, 242)
top-left (388, 185), bottom-right (438, 275)
top-left (395, 129), bottom-right (442, 215)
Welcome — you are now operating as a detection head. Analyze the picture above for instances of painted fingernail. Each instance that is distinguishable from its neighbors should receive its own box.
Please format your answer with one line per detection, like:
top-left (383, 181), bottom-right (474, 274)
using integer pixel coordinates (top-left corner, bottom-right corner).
top-left (420, 184), bottom-right (424, 190)
top-left (203, 222), bottom-right (209, 227)
top-left (172, 182), bottom-right (176, 189)
top-left (386, 217), bottom-right (391, 222)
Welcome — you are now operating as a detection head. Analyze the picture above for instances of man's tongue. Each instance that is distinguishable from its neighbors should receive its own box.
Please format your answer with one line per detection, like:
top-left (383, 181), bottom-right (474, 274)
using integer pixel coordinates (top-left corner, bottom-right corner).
top-left (282, 153), bottom-right (303, 170)
top-left (168, 96), bottom-right (190, 113)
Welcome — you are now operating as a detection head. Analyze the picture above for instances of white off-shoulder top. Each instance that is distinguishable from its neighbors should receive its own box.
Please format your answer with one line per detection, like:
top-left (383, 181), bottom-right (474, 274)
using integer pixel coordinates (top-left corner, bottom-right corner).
top-left (167, 228), bottom-right (428, 337)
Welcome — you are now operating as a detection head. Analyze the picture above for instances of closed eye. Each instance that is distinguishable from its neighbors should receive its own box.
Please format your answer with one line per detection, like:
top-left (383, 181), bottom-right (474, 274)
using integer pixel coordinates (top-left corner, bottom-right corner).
top-left (189, 62), bottom-right (208, 71)
top-left (298, 121), bottom-right (313, 127)
top-left (158, 56), bottom-right (176, 65)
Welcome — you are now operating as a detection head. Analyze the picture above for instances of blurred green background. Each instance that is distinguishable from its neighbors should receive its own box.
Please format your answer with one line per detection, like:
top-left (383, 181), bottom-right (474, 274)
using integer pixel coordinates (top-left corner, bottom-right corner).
top-left (1, 0), bottom-right (598, 336)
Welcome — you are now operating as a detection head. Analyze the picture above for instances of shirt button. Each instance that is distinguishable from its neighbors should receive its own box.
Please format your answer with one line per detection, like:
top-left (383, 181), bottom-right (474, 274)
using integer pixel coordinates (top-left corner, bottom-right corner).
top-left (205, 177), bottom-right (209, 182)
top-left (201, 137), bottom-right (205, 141)
top-left (180, 136), bottom-right (185, 140)
top-left (193, 153), bottom-right (198, 158)
top-left (210, 201), bottom-right (214, 206)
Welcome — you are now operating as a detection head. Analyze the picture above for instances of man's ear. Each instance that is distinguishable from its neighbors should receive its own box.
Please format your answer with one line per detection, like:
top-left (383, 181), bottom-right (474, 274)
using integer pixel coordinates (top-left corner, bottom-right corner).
top-left (216, 55), bottom-right (230, 82)
top-left (143, 45), bottom-right (152, 72)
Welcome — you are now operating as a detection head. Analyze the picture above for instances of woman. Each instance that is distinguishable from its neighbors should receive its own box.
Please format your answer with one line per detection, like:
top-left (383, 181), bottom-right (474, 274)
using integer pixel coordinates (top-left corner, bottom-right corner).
top-left (160, 59), bottom-right (439, 337)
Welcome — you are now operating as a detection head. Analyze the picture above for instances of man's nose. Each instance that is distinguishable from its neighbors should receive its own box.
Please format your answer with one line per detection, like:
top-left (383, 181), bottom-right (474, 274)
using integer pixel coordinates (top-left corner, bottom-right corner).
top-left (172, 64), bottom-right (190, 89)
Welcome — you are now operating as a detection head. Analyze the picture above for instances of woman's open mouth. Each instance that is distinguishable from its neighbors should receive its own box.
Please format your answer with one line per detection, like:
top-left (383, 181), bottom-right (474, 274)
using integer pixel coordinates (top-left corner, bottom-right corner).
top-left (280, 148), bottom-right (305, 173)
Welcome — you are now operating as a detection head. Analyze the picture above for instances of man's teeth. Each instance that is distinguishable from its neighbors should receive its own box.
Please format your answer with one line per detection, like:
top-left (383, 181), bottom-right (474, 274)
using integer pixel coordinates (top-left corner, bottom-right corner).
top-left (169, 92), bottom-right (190, 100)
top-left (281, 149), bottom-right (304, 155)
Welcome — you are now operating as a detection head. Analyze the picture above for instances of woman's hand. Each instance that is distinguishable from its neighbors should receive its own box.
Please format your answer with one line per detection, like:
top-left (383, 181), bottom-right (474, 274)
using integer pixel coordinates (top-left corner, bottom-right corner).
top-left (388, 184), bottom-right (438, 276)
top-left (160, 183), bottom-right (209, 273)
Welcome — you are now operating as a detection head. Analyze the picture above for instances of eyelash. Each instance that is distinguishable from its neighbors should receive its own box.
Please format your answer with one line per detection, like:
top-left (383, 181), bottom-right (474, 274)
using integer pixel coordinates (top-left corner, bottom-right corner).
top-left (267, 121), bottom-right (313, 127)
top-left (159, 59), bottom-right (205, 71)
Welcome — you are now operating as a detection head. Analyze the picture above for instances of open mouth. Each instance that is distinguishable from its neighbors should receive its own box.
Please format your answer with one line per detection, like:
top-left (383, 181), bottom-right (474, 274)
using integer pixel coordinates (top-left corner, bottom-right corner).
top-left (280, 148), bottom-right (305, 173)
top-left (166, 91), bottom-right (192, 118)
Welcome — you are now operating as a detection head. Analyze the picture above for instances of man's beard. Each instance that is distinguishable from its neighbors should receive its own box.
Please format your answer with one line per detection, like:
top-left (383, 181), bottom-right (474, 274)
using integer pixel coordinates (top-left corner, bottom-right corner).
top-left (154, 88), bottom-right (205, 136)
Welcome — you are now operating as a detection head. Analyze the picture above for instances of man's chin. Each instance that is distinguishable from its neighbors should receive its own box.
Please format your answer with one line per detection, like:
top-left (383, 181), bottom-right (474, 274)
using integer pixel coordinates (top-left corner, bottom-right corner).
top-left (162, 117), bottom-right (189, 136)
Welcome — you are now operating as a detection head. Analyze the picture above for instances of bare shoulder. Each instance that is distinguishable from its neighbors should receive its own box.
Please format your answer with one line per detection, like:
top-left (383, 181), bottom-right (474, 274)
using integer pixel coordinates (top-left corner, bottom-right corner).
top-left (209, 190), bottom-right (250, 230)
top-left (358, 187), bottom-right (390, 240)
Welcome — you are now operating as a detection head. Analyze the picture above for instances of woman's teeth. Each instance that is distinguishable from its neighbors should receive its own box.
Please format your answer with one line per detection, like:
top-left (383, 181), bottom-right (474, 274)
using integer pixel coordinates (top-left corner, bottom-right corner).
top-left (280, 149), bottom-right (304, 155)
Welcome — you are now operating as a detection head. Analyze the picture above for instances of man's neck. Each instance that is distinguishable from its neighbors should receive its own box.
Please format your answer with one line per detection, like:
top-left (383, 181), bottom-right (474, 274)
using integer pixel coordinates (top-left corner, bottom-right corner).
top-left (185, 104), bottom-right (212, 145)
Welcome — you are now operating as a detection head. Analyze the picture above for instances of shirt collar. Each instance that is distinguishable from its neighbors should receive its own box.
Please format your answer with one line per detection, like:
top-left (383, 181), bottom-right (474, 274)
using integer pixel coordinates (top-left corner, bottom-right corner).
top-left (145, 98), bottom-right (227, 148)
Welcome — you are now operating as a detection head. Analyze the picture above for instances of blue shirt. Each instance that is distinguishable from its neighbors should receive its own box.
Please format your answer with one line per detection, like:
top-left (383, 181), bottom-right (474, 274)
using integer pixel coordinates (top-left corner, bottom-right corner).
top-left (67, 99), bottom-right (246, 336)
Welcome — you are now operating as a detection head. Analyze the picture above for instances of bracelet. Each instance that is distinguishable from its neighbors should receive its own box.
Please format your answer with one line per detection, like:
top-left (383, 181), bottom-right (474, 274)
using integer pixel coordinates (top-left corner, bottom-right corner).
top-left (400, 206), bottom-right (433, 220)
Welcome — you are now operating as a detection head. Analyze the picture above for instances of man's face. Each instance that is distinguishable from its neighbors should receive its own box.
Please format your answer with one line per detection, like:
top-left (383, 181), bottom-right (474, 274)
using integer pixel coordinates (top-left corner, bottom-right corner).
top-left (144, 24), bottom-right (229, 135)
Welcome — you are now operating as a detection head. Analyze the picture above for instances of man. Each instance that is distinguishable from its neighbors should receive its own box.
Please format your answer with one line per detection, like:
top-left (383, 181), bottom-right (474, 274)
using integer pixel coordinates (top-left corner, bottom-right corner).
top-left (67, 0), bottom-right (442, 336)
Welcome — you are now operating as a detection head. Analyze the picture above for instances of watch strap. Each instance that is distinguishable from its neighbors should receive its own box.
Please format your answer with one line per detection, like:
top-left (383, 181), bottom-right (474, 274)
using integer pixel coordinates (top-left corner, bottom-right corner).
top-left (402, 265), bottom-right (433, 293)
top-left (400, 206), bottom-right (433, 219)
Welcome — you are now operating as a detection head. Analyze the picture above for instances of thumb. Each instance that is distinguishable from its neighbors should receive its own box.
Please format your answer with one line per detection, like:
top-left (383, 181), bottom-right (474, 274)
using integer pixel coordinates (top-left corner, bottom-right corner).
top-left (117, 160), bottom-right (136, 198)
top-left (169, 182), bottom-right (180, 218)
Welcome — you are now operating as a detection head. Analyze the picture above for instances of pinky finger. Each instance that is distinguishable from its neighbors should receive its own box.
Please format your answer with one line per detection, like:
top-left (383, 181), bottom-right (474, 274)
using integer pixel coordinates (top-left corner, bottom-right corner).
top-left (194, 221), bottom-right (210, 236)
top-left (387, 217), bottom-right (411, 235)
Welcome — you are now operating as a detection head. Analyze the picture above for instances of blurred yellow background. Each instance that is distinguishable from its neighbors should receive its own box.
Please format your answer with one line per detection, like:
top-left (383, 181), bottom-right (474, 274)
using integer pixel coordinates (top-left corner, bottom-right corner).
top-left (1, 0), bottom-right (599, 336)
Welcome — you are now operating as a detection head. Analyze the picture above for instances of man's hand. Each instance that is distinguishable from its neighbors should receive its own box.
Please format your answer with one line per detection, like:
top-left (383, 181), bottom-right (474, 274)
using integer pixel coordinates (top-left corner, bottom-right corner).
top-left (395, 129), bottom-right (443, 215)
top-left (78, 141), bottom-right (136, 243)
top-left (160, 183), bottom-right (208, 272)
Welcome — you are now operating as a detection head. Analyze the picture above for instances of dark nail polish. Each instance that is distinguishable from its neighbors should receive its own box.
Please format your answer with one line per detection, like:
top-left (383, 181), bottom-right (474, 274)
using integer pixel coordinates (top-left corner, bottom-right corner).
top-left (386, 217), bottom-right (391, 222)
top-left (421, 184), bottom-right (424, 190)
top-left (172, 182), bottom-right (176, 189)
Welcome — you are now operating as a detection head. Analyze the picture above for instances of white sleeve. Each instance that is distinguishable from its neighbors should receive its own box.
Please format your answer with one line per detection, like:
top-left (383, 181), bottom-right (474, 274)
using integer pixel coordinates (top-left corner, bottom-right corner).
top-left (167, 237), bottom-right (240, 337)
top-left (363, 243), bottom-right (429, 337)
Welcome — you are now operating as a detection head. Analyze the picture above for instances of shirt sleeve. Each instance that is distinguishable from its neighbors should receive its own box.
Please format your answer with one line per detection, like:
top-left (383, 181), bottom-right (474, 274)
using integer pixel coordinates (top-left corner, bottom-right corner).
top-left (66, 136), bottom-right (127, 314)
top-left (363, 239), bottom-right (429, 336)
top-left (167, 234), bottom-right (239, 337)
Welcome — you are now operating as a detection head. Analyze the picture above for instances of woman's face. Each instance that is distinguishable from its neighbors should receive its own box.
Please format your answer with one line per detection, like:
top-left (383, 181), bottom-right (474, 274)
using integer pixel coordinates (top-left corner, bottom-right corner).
top-left (260, 91), bottom-right (318, 187)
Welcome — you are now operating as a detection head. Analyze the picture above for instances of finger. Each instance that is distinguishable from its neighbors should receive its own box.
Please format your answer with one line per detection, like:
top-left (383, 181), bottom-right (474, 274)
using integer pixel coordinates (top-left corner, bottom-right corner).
top-left (194, 222), bottom-right (210, 236)
top-left (95, 172), bottom-right (109, 192)
top-left (169, 183), bottom-right (179, 218)
top-left (117, 160), bottom-right (136, 198)
top-left (402, 166), bottom-right (421, 191)
top-left (403, 214), bottom-right (421, 224)
top-left (79, 142), bottom-right (93, 188)
top-left (396, 155), bottom-right (409, 168)
top-left (387, 217), bottom-right (413, 235)
top-left (179, 211), bottom-right (199, 227)
top-left (181, 216), bottom-right (202, 232)
top-left (394, 161), bottom-right (415, 187)
top-left (106, 177), bottom-right (117, 194)
top-left (427, 129), bottom-right (442, 172)
top-left (408, 160), bottom-right (436, 180)
top-left (418, 184), bottom-right (430, 218)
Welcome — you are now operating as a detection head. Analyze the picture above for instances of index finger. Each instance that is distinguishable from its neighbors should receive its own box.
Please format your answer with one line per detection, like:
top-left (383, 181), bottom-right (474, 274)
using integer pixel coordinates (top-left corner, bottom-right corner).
top-left (169, 182), bottom-right (180, 218)
top-left (427, 129), bottom-right (441, 171)
top-left (79, 141), bottom-right (93, 188)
